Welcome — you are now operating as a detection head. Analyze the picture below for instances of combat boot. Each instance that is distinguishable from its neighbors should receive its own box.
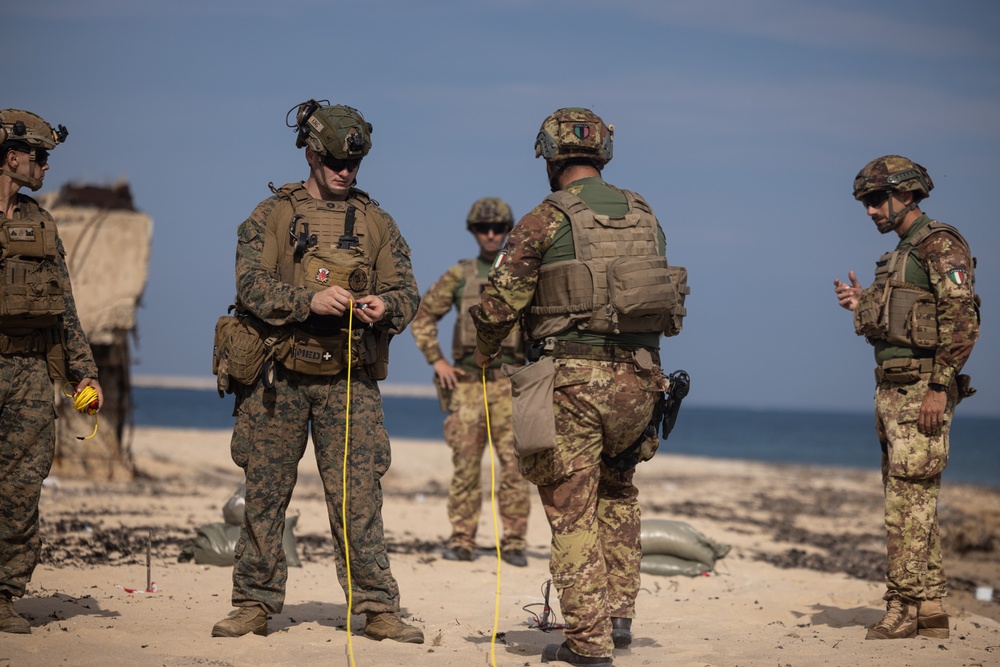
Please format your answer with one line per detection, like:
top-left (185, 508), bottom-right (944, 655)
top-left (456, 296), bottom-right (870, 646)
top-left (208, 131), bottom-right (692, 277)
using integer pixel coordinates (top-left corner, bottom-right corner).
top-left (541, 642), bottom-right (613, 666)
top-left (211, 605), bottom-right (268, 637)
top-left (865, 596), bottom-right (917, 640)
top-left (917, 598), bottom-right (950, 639)
top-left (364, 611), bottom-right (424, 644)
top-left (0, 593), bottom-right (31, 634)
top-left (611, 617), bottom-right (632, 649)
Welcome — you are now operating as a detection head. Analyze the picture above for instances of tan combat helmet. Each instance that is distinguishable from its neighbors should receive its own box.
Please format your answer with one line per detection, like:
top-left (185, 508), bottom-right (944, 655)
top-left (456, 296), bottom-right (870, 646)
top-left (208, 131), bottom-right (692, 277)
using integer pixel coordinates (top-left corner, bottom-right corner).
top-left (288, 99), bottom-right (372, 159)
top-left (1, 109), bottom-right (68, 191)
top-left (853, 155), bottom-right (933, 233)
top-left (534, 107), bottom-right (614, 167)
top-left (466, 197), bottom-right (514, 232)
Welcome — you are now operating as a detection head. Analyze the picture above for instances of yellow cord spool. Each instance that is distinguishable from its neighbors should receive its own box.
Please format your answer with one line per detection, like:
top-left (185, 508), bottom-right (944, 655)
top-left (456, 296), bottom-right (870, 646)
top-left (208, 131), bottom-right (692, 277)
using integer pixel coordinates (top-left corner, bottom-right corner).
top-left (62, 383), bottom-right (99, 440)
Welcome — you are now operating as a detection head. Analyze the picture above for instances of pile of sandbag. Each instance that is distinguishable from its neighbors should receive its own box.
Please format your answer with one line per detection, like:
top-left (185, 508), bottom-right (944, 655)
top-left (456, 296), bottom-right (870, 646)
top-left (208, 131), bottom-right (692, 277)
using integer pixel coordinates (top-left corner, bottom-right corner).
top-left (179, 482), bottom-right (300, 567)
top-left (640, 519), bottom-right (730, 577)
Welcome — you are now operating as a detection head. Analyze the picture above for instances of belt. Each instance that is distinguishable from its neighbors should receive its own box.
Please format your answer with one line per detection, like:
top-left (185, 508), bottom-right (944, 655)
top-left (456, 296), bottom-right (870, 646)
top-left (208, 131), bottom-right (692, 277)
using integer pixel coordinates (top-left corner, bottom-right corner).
top-left (549, 341), bottom-right (659, 364)
top-left (0, 329), bottom-right (55, 355)
top-left (874, 357), bottom-right (934, 384)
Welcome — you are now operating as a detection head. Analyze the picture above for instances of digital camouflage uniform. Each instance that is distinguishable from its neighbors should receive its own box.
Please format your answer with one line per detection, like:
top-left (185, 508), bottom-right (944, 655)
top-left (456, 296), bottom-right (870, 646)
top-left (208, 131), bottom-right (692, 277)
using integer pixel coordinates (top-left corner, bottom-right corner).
top-left (1, 194), bottom-right (98, 600)
top-left (228, 186), bottom-right (419, 616)
top-left (411, 258), bottom-right (530, 555)
top-left (869, 215), bottom-right (979, 603)
top-left (472, 176), bottom-right (672, 660)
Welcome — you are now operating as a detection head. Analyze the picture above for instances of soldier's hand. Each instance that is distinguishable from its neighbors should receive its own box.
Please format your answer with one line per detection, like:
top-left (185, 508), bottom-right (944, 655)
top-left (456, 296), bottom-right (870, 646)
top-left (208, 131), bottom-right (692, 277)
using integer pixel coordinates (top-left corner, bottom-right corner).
top-left (473, 347), bottom-right (496, 368)
top-left (353, 295), bottom-right (385, 324)
top-left (433, 359), bottom-right (465, 390)
top-left (834, 270), bottom-right (863, 311)
top-left (77, 378), bottom-right (104, 412)
top-left (918, 386), bottom-right (948, 435)
top-left (310, 285), bottom-right (353, 316)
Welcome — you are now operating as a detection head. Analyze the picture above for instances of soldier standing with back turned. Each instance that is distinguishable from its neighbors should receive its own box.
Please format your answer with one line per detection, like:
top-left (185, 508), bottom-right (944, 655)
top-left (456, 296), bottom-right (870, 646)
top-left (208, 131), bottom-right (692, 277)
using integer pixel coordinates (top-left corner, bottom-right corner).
top-left (410, 197), bottom-right (531, 567)
top-left (211, 100), bottom-right (423, 644)
top-left (1, 109), bottom-right (104, 634)
top-left (834, 155), bottom-right (980, 640)
top-left (472, 108), bottom-right (688, 666)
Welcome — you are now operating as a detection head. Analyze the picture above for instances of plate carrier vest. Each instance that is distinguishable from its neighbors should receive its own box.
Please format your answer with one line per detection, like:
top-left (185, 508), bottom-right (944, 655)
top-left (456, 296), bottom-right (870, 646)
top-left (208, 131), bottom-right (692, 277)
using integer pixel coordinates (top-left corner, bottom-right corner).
top-left (452, 258), bottom-right (523, 362)
top-left (524, 189), bottom-right (687, 341)
top-left (854, 220), bottom-right (974, 349)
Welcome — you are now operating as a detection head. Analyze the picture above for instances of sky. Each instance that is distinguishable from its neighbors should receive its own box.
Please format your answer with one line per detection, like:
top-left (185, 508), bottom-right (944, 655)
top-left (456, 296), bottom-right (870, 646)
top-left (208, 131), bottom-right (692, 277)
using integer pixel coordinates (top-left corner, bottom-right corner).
top-left (11, 0), bottom-right (999, 416)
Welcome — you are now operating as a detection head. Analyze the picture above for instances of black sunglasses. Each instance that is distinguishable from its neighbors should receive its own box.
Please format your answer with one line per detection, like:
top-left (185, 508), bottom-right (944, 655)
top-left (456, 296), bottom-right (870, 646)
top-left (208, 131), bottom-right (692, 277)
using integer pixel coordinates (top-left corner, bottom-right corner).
top-left (470, 223), bottom-right (509, 235)
top-left (861, 190), bottom-right (890, 209)
top-left (321, 154), bottom-right (361, 172)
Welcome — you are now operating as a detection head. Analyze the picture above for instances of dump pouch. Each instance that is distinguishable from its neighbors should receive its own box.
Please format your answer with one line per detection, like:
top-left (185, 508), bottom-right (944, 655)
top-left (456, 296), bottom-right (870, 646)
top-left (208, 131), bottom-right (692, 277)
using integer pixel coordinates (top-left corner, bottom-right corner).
top-left (212, 314), bottom-right (268, 391)
top-left (502, 356), bottom-right (557, 456)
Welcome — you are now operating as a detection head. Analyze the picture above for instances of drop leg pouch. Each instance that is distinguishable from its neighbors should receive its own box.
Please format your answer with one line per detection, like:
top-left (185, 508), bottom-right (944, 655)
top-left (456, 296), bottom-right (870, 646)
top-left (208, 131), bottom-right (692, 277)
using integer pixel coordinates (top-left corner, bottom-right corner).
top-left (502, 356), bottom-right (556, 456)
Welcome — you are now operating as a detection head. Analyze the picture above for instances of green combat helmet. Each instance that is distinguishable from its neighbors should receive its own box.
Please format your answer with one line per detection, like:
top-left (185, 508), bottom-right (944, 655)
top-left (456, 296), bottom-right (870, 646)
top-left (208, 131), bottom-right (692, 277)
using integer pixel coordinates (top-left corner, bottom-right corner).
top-left (534, 107), bottom-right (614, 167)
top-left (287, 99), bottom-right (372, 159)
top-left (853, 155), bottom-right (933, 202)
top-left (466, 197), bottom-right (514, 232)
top-left (0, 108), bottom-right (68, 191)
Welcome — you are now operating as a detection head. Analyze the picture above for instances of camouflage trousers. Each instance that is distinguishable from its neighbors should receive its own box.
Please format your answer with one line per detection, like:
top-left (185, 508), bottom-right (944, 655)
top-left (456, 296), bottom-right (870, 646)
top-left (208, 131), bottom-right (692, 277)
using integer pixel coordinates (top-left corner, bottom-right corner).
top-left (519, 356), bottom-right (662, 659)
top-left (875, 375), bottom-right (958, 601)
top-left (443, 378), bottom-right (529, 552)
top-left (229, 368), bottom-right (401, 615)
top-left (0, 354), bottom-right (56, 599)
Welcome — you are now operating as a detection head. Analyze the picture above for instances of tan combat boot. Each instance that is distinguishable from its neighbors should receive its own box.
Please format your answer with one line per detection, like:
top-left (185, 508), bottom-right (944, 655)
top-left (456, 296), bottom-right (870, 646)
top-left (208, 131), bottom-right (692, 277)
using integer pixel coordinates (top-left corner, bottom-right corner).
top-left (364, 611), bottom-right (424, 644)
top-left (211, 606), bottom-right (268, 637)
top-left (0, 594), bottom-right (31, 634)
top-left (866, 596), bottom-right (918, 640)
top-left (917, 598), bottom-right (950, 638)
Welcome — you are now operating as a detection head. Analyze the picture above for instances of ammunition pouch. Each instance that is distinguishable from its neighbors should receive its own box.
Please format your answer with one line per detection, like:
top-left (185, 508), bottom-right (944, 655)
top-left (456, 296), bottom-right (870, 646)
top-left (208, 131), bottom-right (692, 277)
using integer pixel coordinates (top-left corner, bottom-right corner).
top-left (363, 328), bottom-right (390, 381)
top-left (855, 280), bottom-right (938, 349)
top-left (874, 357), bottom-right (933, 385)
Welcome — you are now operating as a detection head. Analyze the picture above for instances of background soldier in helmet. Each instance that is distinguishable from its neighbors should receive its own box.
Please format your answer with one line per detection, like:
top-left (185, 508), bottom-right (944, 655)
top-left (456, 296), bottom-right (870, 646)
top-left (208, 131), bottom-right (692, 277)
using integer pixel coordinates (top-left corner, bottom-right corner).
top-left (410, 197), bottom-right (531, 567)
top-left (1, 109), bottom-right (103, 633)
top-left (211, 100), bottom-right (423, 644)
top-left (834, 155), bottom-right (980, 641)
top-left (471, 108), bottom-right (687, 666)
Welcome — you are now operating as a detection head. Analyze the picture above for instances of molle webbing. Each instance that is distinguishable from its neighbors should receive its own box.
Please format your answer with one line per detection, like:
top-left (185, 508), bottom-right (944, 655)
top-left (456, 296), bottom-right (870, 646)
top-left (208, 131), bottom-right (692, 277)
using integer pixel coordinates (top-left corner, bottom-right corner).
top-left (452, 259), bottom-right (523, 360)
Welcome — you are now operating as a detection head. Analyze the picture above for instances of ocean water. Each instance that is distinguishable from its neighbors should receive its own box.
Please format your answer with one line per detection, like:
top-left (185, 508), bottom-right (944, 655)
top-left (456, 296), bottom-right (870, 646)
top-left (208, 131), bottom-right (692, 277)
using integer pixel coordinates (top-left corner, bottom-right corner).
top-left (131, 387), bottom-right (999, 488)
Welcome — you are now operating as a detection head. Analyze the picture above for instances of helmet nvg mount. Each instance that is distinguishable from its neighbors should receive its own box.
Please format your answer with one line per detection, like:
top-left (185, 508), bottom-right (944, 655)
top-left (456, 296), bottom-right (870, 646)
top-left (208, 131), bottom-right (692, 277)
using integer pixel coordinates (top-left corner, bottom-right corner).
top-left (466, 197), bottom-right (514, 231)
top-left (534, 107), bottom-right (613, 167)
top-left (853, 155), bottom-right (933, 202)
top-left (1, 109), bottom-right (68, 191)
top-left (287, 99), bottom-right (372, 160)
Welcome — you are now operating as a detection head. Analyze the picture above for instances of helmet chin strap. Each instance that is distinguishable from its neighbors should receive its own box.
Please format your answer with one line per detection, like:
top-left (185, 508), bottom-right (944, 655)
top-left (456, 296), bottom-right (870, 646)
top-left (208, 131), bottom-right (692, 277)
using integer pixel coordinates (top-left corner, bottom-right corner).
top-left (876, 191), bottom-right (917, 234)
top-left (1, 153), bottom-right (43, 191)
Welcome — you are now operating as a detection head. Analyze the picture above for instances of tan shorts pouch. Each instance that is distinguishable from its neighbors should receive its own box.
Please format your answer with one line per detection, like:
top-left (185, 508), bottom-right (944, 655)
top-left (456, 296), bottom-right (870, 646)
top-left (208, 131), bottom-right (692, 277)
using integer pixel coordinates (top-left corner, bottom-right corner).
top-left (502, 356), bottom-right (557, 456)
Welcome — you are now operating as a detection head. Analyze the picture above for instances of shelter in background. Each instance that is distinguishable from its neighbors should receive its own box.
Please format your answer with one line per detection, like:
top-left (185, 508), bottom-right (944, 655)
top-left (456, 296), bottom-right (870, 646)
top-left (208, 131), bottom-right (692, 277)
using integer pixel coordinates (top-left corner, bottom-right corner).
top-left (38, 181), bottom-right (153, 481)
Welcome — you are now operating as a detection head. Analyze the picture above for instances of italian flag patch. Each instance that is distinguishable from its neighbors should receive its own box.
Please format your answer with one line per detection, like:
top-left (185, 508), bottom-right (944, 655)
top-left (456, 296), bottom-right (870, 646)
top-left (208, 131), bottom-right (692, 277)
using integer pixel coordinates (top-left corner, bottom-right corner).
top-left (493, 250), bottom-right (508, 269)
top-left (947, 269), bottom-right (967, 286)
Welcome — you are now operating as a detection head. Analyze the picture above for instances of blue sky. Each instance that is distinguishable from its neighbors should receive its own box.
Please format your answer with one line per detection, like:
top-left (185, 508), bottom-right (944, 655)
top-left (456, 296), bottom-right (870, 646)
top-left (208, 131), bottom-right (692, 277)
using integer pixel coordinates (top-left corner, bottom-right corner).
top-left (12, 1), bottom-right (999, 415)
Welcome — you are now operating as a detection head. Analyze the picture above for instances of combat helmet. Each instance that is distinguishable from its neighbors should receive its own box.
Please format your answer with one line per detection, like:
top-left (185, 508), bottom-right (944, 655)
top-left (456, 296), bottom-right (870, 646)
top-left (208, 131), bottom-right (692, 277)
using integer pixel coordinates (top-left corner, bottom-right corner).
top-left (1, 109), bottom-right (68, 191)
top-left (853, 155), bottom-right (933, 202)
top-left (534, 107), bottom-right (613, 167)
top-left (287, 99), bottom-right (372, 159)
top-left (466, 197), bottom-right (514, 232)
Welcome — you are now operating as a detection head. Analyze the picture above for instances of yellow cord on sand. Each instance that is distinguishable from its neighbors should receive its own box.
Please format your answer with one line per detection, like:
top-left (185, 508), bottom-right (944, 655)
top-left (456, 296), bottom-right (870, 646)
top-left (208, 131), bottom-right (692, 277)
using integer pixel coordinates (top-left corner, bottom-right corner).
top-left (482, 366), bottom-right (502, 667)
top-left (62, 382), bottom-right (99, 440)
top-left (343, 301), bottom-right (357, 667)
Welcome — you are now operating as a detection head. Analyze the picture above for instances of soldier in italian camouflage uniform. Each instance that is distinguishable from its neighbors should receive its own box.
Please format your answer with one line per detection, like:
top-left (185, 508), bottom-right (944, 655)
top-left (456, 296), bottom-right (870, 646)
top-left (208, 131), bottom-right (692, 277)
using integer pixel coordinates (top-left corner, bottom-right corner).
top-left (834, 155), bottom-right (980, 640)
top-left (410, 198), bottom-right (530, 567)
top-left (211, 100), bottom-right (423, 644)
top-left (1, 109), bottom-right (103, 634)
top-left (472, 109), bottom-right (687, 666)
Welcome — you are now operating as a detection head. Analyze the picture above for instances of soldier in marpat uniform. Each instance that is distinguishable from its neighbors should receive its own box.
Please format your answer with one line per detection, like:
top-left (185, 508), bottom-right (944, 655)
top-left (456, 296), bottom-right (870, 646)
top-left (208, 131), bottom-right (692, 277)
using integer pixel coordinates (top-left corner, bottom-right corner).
top-left (834, 156), bottom-right (980, 640)
top-left (472, 108), bottom-right (688, 666)
top-left (211, 100), bottom-right (423, 643)
top-left (410, 198), bottom-right (531, 567)
top-left (1, 109), bottom-right (103, 633)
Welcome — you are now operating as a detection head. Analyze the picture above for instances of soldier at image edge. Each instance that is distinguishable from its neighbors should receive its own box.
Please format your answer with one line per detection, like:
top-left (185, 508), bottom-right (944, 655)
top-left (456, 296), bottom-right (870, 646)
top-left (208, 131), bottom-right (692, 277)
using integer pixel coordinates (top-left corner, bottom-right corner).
top-left (834, 154), bottom-right (981, 641)
top-left (1, 109), bottom-right (104, 634)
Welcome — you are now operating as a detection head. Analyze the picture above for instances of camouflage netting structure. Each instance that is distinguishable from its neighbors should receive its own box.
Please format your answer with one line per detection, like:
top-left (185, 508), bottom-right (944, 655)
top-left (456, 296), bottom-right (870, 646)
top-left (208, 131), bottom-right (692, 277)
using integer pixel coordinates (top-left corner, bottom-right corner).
top-left (37, 181), bottom-right (152, 481)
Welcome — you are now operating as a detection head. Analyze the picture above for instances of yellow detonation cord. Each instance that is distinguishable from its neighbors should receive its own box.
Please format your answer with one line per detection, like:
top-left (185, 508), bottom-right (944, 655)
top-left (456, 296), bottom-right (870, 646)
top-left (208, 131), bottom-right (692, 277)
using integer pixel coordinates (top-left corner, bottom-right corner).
top-left (62, 383), bottom-right (99, 440)
top-left (482, 366), bottom-right (502, 667)
top-left (343, 301), bottom-right (357, 667)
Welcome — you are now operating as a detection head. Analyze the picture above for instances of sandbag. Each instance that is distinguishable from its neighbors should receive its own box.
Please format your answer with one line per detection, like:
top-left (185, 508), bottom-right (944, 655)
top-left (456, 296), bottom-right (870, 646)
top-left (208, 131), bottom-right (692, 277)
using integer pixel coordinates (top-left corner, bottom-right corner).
top-left (179, 514), bottom-right (300, 567)
top-left (640, 519), bottom-right (731, 566)
top-left (640, 553), bottom-right (712, 578)
top-left (223, 482), bottom-right (247, 526)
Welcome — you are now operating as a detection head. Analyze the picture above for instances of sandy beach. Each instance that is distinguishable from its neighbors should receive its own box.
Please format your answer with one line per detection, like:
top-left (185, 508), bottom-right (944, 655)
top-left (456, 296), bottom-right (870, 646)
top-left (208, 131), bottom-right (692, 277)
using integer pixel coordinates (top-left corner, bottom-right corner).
top-left (3, 425), bottom-right (998, 667)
